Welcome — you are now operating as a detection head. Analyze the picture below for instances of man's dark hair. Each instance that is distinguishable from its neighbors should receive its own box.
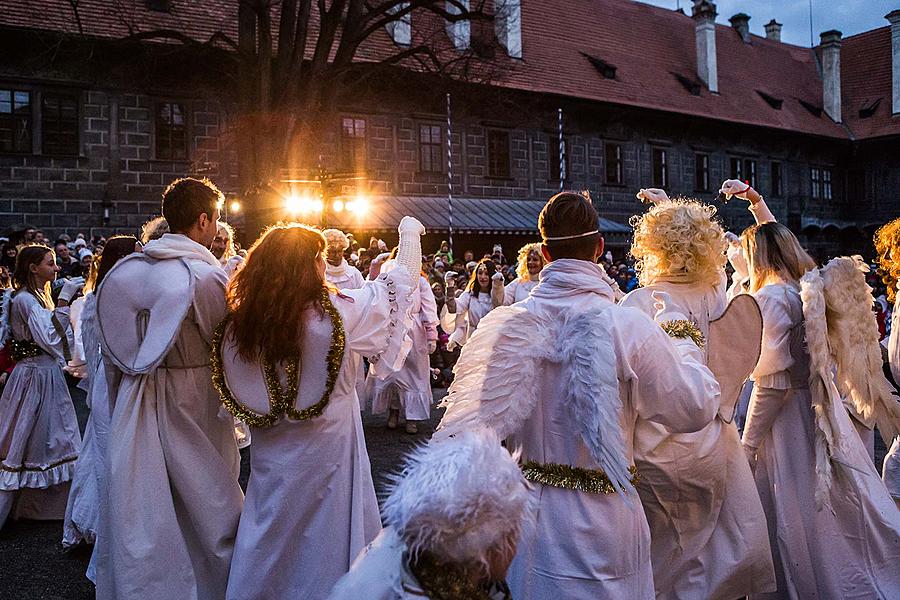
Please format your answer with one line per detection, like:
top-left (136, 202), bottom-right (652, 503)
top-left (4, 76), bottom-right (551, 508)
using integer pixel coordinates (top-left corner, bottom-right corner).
top-left (539, 191), bottom-right (601, 260)
top-left (161, 177), bottom-right (223, 233)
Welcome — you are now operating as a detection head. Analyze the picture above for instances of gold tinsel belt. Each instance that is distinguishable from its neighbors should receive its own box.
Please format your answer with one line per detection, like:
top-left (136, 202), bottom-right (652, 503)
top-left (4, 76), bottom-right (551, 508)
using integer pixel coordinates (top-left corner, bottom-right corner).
top-left (9, 339), bottom-right (47, 362)
top-left (520, 461), bottom-right (639, 494)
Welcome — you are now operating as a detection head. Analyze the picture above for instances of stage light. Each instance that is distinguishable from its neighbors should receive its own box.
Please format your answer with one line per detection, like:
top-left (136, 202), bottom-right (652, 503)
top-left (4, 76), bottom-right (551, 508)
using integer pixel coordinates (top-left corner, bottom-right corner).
top-left (333, 200), bottom-right (345, 213)
top-left (230, 200), bottom-right (241, 213)
top-left (285, 194), bottom-right (303, 215)
top-left (350, 194), bottom-right (370, 216)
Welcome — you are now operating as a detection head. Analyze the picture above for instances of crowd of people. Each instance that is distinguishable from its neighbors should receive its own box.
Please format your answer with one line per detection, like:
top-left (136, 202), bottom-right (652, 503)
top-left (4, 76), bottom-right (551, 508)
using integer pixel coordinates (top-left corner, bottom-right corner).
top-left (0, 175), bottom-right (898, 600)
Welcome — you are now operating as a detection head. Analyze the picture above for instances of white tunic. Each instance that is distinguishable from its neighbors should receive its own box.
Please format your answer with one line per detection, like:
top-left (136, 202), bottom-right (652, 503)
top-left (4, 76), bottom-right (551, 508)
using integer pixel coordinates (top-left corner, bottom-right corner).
top-left (96, 235), bottom-right (242, 600)
top-left (369, 275), bottom-right (439, 420)
top-left (885, 297), bottom-right (900, 505)
top-left (441, 259), bottom-right (720, 600)
top-left (0, 291), bottom-right (80, 523)
top-left (744, 282), bottom-right (900, 599)
top-left (503, 277), bottom-right (537, 305)
top-left (325, 260), bottom-right (367, 408)
top-left (447, 289), bottom-right (495, 346)
top-left (620, 281), bottom-right (774, 599)
top-left (224, 274), bottom-right (413, 600)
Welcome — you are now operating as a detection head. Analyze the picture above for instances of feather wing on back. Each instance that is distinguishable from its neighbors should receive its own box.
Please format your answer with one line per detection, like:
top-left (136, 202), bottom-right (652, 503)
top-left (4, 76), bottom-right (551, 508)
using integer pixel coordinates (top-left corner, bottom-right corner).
top-left (80, 293), bottom-right (101, 381)
top-left (821, 256), bottom-right (900, 445)
top-left (435, 306), bottom-right (554, 442)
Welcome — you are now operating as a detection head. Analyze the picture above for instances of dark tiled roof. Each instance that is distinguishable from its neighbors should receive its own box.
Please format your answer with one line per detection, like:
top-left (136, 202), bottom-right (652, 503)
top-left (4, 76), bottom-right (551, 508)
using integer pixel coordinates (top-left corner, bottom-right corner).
top-left (0, 0), bottom-right (894, 140)
top-left (327, 195), bottom-right (632, 234)
top-left (842, 26), bottom-right (900, 140)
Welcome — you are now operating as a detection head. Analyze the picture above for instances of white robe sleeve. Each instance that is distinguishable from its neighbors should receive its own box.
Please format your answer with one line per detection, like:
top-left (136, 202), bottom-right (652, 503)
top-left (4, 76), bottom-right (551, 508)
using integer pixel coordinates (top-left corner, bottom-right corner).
top-left (192, 267), bottom-right (229, 343)
top-left (742, 385), bottom-right (787, 451)
top-left (751, 285), bottom-right (795, 389)
top-left (448, 291), bottom-right (471, 346)
top-left (503, 281), bottom-right (517, 306)
top-left (334, 272), bottom-right (414, 374)
top-left (20, 295), bottom-right (73, 362)
top-left (417, 277), bottom-right (440, 341)
top-left (749, 197), bottom-right (777, 224)
top-left (889, 297), bottom-right (900, 385)
top-left (622, 312), bottom-right (720, 433)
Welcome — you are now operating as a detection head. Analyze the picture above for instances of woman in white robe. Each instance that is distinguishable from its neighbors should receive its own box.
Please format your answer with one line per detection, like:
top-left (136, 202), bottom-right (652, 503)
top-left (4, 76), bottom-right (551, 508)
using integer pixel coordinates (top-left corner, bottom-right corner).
top-left (875, 217), bottom-right (900, 508)
top-left (620, 190), bottom-right (774, 599)
top-left (503, 243), bottom-right (544, 305)
top-left (0, 246), bottom-right (82, 526)
top-left (726, 179), bottom-right (900, 599)
top-left (220, 218), bottom-right (423, 600)
top-left (444, 258), bottom-right (503, 349)
top-left (61, 237), bottom-right (137, 583)
top-left (368, 271), bottom-right (439, 433)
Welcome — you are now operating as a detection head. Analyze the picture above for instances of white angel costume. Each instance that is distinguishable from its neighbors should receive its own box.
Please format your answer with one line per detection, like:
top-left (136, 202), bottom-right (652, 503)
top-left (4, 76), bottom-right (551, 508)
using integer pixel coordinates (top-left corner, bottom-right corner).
top-left (444, 278), bottom-right (503, 348)
top-left (325, 258), bottom-right (367, 409)
top-left (621, 279), bottom-right (775, 599)
top-left (330, 427), bottom-right (529, 600)
top-left (743, 265), bottom-right (900, 599)
top-left (885, 295), bottom-right (900, 507)
top-left (436, 258), bottom-right (720, 599)
top-left (502, 277), bottom-right (537, 305)
top-left (221, 217), bottom-right (423, 600)
top-left (94, 234), bottom-right (242, 600)
top-left (368, 271), bottom-right (439, 421)
top-left (0, 289), bottom-right (80, 525)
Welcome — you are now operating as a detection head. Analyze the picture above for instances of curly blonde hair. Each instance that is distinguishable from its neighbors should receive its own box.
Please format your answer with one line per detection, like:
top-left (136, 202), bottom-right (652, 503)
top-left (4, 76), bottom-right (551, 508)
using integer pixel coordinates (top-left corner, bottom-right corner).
top-left (629, 199), bottom-right (727, 287)
top-left (515, 242), bottom-right (543, 282)
top-left (875, 217), bottom-right (900, 302)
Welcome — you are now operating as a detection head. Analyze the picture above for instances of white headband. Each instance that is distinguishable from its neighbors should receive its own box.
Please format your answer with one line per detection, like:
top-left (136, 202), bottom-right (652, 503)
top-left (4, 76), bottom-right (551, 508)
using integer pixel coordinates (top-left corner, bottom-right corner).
top-left (542, 229), bottom-right (600, 242)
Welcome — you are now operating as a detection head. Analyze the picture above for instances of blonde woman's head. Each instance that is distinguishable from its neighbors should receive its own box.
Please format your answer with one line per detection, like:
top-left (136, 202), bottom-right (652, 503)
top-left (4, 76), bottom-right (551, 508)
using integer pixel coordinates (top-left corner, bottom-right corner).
top-left (515, 242), bottom-right (544, 282)
top-left (875, 217), bottom-right (900, 302)
top-left (741, 222), bottom-right (816, 292)
top-left (629, 199), bottom-right (727, 287)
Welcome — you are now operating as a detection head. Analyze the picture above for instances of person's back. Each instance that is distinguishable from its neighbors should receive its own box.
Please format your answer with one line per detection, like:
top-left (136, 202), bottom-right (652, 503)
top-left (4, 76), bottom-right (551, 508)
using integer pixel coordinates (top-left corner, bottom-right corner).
top-left (438, 193), bottom-right (720, 599)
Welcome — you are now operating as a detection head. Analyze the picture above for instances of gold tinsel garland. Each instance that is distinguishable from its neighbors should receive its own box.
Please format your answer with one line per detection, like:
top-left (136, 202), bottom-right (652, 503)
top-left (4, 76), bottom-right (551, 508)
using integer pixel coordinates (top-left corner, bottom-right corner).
top-left (659, 319), bottom-right (705, 349)
top-left (521, 461), bottom-right (639, 495)
top-left (9, 338), bottom-right (46, 361)
top-left (210, 288), bottom-right (346, 428)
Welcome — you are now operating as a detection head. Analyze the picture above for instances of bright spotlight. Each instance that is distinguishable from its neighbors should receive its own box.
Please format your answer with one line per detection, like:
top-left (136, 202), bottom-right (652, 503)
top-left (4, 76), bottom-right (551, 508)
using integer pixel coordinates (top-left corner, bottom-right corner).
top-left (351, 194), bottom-right (370, 216)
top-left (230, 200), bottom-right (241, 213)
top-left (312, 198), bottom-right (324, 213)
top-left (333, 200), bottom-right (345, 213)
top-left (285, 195), bottom-right (302, 215)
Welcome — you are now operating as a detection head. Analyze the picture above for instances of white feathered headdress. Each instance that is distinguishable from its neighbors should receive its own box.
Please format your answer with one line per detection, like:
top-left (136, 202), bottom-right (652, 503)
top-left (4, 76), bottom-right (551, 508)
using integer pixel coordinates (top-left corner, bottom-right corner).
top-left (819, 256), bottom-right (900, 445)
top-left (381, 427), bottom-right (533, 569)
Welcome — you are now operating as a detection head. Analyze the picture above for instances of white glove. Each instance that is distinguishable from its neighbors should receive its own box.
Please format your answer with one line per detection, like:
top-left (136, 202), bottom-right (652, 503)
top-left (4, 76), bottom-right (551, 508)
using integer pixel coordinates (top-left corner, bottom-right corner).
top-left (636, 188), bottom-right (670, 204)
top-left (372, 252), bottom-right (391, 266)
top-left (59, 277), bottom-right (85, 303)
top-left (719, 179), bottom-right (752, 201)
top-left (428, 340), bottom-right (437, 354)
top-left (491, 271), bottom-right (504, 284)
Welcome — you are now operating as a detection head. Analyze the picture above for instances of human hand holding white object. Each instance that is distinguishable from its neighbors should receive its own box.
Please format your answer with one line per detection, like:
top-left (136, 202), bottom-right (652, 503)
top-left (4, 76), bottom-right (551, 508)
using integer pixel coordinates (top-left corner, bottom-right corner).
top-left (59, 277), bottom-right (85, 303)
top-left (491, 271), bottom-right (504, 284)
top-left (636, 188), bottom-right (670, 204)
top-left (719, 179), bottom-right (752, 201)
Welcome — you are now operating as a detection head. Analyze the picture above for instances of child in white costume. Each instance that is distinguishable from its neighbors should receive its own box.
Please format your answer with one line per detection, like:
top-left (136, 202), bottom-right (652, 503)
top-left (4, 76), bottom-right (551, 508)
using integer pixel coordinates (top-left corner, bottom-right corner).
top-left (724, 179), bottom-right (900, 599)
top-left (0, 247), bottom-right (82, 526)
top-left (219, 217), bottom-right (424, 600)
top-left (329, 427), bottom-right (531, 600)
top-left (619, 189), bottom-right (774, 600)
top-left (437, 192), bottom-right (720, 599)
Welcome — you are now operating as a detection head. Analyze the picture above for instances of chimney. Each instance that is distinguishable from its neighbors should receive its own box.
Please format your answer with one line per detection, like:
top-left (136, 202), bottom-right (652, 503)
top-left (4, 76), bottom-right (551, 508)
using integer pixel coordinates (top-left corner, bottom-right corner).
top-left (692, 1), bottom-right (718, 93)
top-left (495, 0), bottom-right (522, 58)
top-left (764, 19), bottom-right (782, 42)
top-left (729, 13), bottom-right (751, 43)
top-left (887, 10), bottom-right (900, 114)
top-left (819, 30), bottom-right (842, 123)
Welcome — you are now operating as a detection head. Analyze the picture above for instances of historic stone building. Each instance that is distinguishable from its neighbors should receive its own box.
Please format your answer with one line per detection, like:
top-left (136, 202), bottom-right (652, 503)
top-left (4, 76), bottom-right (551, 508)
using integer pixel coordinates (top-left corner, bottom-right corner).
top-left (0, 0), bottom-right (897, 257)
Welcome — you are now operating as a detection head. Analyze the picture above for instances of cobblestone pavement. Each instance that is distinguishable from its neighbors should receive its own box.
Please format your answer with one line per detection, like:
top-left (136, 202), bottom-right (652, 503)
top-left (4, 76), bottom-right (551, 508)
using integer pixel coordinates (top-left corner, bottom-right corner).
top-left (0, 379), bottom-right (445, 600)
top-left (0, 380), bottom-right (889, 600)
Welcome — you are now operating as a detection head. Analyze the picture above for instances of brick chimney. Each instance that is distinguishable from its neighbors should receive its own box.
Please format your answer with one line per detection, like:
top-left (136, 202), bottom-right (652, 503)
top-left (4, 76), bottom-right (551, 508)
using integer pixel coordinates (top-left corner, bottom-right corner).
top-left (729, 13), bottom-right (751, 43)
top-left (764, 19), bottom-right (782, 42)
top-left (692, 0), bottom-right (718, 93)
top-left (887, 10), bottom-right (900, 114)
top-left (495, 0), bottom-right (522, 58)
top-left (819, 30), bottom-right (842, 123)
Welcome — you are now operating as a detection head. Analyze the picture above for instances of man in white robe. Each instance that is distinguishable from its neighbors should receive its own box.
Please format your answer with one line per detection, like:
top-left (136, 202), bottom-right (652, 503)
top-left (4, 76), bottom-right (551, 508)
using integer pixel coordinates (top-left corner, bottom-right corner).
top-left (95, 178), bottom-right (242, 600)
top-left (436, 192), bottom-right (720, 599)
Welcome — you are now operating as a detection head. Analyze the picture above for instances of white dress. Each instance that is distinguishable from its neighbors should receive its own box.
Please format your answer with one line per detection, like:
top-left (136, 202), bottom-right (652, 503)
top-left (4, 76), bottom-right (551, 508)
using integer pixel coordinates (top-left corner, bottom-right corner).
top-left (0, 291), bottom-right (80, 525)
top-left (446, 288), bottom-right (496, 347)
top-left (503, 277), bottom-right (537, 305)
top-left (885, 296), bottom-right (900, 507)
top-left (325, 260), bottom-right (367, 408)
top-left (620, 281), bottom-right (775, 599)
top-left (368, 275), bottom-right (439, 421)
top-left (744, 282), bottom-right (900, 599)
top-left (439, 259), bottom-right (721, 600)
top-left (224, 273), bottom-right (413, 600)
top-left (95, 235), bottom-right (242, 600)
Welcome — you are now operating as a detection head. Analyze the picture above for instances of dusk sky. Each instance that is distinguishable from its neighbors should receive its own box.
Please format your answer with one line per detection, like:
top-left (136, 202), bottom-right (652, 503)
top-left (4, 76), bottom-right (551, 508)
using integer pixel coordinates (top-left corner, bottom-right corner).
top-left (637, 0), bottom-right (897, 47)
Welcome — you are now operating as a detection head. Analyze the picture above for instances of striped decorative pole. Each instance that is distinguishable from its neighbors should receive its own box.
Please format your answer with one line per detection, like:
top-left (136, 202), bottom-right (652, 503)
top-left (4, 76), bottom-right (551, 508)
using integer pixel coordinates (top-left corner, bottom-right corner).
top-left (446, 92), bottom-right (454, 253)
top-left (558, 107), bottom-right (565, 192)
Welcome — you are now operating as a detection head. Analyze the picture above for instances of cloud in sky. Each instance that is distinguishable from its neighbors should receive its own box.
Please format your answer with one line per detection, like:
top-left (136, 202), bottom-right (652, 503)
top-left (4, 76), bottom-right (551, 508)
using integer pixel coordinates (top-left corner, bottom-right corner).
top-left (635, 0), bottom-right (896, 46)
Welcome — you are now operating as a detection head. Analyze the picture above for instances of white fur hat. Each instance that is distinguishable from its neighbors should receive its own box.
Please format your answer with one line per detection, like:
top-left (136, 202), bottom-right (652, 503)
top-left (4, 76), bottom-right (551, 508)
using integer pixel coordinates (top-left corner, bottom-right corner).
top-left (382, 427), bottom-right (532, 567)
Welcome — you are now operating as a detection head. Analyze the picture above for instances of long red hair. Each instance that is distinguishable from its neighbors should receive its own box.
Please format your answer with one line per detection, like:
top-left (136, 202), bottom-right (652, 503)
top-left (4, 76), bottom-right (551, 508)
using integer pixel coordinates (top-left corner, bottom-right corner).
top-left (227, 223), bottom-right (327, 363)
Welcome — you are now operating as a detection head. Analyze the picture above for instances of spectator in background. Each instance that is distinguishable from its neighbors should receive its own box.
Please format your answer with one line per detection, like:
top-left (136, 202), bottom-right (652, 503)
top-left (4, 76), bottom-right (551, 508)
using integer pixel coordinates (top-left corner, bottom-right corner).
top-left (1, 243), bottom-right (18, 272)
top-left (55, 240), bottom-right (80, 279)
top-left (78, 249), bottom-right (94, 275)
top-left (33, 230), bottom-right (46, 246)
top-left (435, 240), bottom-right (453, 265)
top-left (211, 222), bottom-right (243, 277)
